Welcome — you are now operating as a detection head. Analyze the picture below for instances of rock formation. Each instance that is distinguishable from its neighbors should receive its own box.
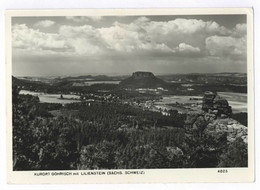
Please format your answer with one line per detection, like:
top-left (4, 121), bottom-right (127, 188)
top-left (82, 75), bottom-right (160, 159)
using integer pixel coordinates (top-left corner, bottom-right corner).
top-left (185, 91), bottom-right (247, 144)
top-left (132, 71), bottom-right (155, 79)
top-left (204, 118), bottom-right (248, 143)
top-left (119, 71), bottom-right (167, 88)
top-left (202, 91), bottom-right (232, 117)
top-left (185, 113), bottom-right (248, 144)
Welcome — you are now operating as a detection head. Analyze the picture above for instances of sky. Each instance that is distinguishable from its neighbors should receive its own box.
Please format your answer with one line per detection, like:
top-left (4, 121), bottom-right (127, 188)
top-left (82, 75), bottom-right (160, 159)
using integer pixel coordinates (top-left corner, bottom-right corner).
top-left (12, 15), bottom-right (247, 76)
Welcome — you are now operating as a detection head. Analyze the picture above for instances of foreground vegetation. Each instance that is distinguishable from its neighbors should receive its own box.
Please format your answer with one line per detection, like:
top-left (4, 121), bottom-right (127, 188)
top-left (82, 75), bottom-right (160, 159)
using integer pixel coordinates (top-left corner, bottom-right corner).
top-left (12, 84), bottom-right (248, 170)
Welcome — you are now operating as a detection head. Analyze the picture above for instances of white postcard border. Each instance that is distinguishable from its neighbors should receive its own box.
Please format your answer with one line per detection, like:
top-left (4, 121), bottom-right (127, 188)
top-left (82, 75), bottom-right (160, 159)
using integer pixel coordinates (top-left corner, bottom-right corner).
top-left (5, 8), bottom-right (254, 184)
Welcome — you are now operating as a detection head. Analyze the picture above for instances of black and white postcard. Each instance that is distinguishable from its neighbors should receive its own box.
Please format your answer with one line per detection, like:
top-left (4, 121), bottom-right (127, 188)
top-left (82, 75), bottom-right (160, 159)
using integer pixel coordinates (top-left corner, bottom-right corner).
top-left (5, 8), bottom-right (254, 183)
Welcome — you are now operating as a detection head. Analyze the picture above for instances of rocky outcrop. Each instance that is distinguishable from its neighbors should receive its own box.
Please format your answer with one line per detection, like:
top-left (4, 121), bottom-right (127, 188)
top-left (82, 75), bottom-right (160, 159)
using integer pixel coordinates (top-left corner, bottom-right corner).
top-left (185, 112), bottom-right (247, 144)
top-left (204, 118), bottom-right (247, 143)
top-left (185, 91), bottom-right (247, 144)
top-left (202, 91), bottom-right (232, 117)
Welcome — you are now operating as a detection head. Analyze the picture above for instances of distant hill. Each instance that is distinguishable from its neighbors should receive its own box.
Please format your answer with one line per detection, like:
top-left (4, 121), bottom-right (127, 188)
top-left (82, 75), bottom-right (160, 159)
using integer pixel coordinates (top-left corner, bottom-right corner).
top-left (158, 73), bottom-right (247, 84)
top-left (60, 74), bottom-right (128, 81)
top-left (12, 76), bottom-right (44, 86)
top-left (119, 71), bottom-right (167, 88)
top-left (12, 76), bottom-right (53, 91)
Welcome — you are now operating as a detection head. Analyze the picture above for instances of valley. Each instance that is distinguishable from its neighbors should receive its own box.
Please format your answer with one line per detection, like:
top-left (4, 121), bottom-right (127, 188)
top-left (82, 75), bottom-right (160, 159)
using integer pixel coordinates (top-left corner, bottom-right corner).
top-left (12, 71), bottom-right (248, 170)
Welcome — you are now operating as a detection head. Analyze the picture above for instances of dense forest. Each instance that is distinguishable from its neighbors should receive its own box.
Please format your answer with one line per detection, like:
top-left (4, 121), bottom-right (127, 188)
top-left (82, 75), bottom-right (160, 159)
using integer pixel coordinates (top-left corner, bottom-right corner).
top-left (12, 84), bottom-right (248, 170)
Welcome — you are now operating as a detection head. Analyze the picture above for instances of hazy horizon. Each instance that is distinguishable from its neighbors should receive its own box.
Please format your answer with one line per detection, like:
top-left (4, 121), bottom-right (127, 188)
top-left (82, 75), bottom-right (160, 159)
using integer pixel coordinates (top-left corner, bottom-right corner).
top-left (13, 71), bottom-right (247, 78)
top-left (12, 15), bottom-right (247, 76)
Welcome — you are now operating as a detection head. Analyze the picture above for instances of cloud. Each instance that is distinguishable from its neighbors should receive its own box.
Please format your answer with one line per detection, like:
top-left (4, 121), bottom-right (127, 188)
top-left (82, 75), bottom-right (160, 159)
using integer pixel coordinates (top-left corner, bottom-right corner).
top-left (58, 23), bottom-right (174, 55)
top-left (98, 22), bottom-right (177, 54)
top-left (65, 16), bottom-right (102, 22)
top-left (98, 23), bottom-right (147, 52)
top-left (118, 17), bottom-right (232, 53)
top-left (232, 23), bottom-right (247, 37)
top-left (12, 17), bottom-right (247, 63)
top-left (12, 16), bottom-right (248, 76)
top-left (34, 20), bottom-right (55, 27)
top-left (59, 25), bottom-right (106, 55)
top-left (89, 16), bottom-right (103, 21)
top-left (175, 43), bottom-right (200, 53)
top-left (235, 23), bottom-right (247, 33)
top-left (205, 35), bottom-right (246, 58)
top-left (12, 24), bottom-right (71, 53)
top-left (144, 18), bottom-right (230, 37)
top-left (66, 16), bottom-right (90, 22)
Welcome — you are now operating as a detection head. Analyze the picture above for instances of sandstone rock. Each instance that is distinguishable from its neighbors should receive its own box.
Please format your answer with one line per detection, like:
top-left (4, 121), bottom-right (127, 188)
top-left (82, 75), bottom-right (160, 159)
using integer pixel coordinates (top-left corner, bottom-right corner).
top-left (204, 113), bottom-right (216, 122)
top-left (213, 95), bottom-right (229, 108)
top-left (202, 91), bottom-right (216, 111)
top-left (185, 110), bottom-right (247, 144)
top-left (202, 91), bottom-right (232, 116)
top-left (205, 118), bottom-right (248, 144)
top-left (193, 116), bottom-right (207, 132)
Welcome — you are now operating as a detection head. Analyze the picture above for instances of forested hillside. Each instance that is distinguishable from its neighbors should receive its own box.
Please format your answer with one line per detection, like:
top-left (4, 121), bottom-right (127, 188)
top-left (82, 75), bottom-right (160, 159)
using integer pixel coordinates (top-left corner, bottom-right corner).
top-left (12, 83), bottom-right (247, 170)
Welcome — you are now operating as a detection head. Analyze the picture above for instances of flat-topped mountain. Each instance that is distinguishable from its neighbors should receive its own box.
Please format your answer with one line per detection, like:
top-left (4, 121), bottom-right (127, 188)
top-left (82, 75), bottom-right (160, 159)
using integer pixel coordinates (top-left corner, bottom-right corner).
top-left (132, 71), bottom-right (154, 79)
top-left (119, 71), bottom-right (167, 88)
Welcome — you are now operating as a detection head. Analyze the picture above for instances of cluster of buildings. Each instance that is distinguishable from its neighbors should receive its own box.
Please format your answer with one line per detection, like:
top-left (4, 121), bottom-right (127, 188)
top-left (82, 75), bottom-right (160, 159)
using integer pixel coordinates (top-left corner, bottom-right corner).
top-left (81, 93), bottom-right (119, 102)
top-left (136, 87), bottom-right (168, 94)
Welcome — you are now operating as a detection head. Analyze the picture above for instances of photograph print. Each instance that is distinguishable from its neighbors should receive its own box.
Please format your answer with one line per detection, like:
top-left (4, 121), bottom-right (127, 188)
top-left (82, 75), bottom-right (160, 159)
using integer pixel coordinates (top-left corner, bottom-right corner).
top-left (11, 11), bottom-right (250, 172)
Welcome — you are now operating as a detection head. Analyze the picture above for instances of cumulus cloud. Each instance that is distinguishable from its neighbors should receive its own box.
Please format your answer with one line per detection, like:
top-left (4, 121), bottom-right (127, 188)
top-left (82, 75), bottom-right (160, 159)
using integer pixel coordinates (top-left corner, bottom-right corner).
top-left (144, 18), bottom-right (230, 37)
top-left (66, 16), bottom-right (102, 22)
top-left (99, 22), bottom-right (177, 54)
top-left (34, 20), bottom-right (55, 27)
top-left (12, 24), bottom-right (71, 53)
top-left (236, 23), bottom-right (247, 33)
top-left (89, 16), bottom-right (103, 21)
top-left (98, 23), bottom-right (145, 52)
top-left (175, 43), bottom-right (200, 53)
top-left (232, 23), bottom-right (247, 37)
top-left (120, 17), bottom-right (232, 52)
top-left (204, 23), bottom-right (247, 60)
top-left (58, 23), bottom-right (174, 54)
top-left (12, 17), bottom-right (247, 61)
top-left (12, 16), bottom-right (248, 76)
top-left (205, 35), bottom-right (246, 58)
top-left (59, 25), bottom-right (105, 55)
